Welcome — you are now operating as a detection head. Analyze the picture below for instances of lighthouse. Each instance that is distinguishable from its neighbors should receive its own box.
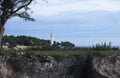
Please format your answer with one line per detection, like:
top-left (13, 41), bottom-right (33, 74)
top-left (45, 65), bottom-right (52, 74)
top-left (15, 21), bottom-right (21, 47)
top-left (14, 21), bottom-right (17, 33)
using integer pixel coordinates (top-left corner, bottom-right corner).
top-left (50, 33), bottom-right (54, 46)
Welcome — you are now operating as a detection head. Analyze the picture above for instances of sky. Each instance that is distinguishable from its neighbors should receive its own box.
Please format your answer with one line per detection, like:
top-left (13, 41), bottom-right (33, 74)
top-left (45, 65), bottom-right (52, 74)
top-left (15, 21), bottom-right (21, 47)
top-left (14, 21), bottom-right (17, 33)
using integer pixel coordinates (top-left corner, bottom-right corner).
top-left (5, 0), bottom-right (120, 46)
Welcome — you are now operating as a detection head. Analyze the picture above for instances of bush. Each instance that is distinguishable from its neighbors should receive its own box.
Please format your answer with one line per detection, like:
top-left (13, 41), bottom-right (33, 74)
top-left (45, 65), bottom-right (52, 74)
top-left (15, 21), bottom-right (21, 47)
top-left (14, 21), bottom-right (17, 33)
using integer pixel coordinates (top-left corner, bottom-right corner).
top-left (40, 46), bottom-right (54, 51)
top-left (8, 56), bottom-right (25, 72)
top-left (92, 42), bottom-right (112, 51)
top-left (53, 55), bottom-right (65, 63)
top-left (38, 55), bottom-right (49, 63)
top-left (24, 52), bottom-right (35, 60)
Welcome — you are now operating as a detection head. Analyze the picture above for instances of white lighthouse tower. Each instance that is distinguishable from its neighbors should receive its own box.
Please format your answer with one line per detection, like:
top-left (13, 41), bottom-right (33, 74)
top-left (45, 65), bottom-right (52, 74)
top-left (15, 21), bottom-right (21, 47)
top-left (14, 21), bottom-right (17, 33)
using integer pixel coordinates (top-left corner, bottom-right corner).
top-left (50, 33), bottom-right (54, 46)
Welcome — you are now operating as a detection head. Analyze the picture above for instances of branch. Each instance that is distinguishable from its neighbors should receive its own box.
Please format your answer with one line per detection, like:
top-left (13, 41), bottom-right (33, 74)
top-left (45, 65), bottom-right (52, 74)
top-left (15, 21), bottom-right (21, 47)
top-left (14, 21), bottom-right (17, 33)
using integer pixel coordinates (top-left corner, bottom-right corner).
top-left (13, 12), bottom-right (35, 21)
top-left (9, 0), bottom-right (33, 17)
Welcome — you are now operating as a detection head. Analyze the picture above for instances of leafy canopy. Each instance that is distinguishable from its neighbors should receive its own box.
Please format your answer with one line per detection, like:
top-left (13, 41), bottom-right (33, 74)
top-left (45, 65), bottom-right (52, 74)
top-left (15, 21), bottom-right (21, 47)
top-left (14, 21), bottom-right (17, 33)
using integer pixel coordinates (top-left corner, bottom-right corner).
top-left (0, 0), bottom-right (34, 22)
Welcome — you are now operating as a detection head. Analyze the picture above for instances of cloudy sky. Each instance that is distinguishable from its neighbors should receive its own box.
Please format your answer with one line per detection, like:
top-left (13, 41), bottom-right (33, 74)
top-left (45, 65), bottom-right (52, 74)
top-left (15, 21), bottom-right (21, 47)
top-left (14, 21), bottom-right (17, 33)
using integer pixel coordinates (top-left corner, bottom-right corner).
top-left (5, 0), bottom-right (120, 46)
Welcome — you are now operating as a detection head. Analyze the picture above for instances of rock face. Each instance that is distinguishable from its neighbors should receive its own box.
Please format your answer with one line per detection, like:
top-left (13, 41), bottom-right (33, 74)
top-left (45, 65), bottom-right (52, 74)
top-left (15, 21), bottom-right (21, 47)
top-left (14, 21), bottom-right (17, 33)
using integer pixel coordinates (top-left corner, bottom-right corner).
top-left (92, 55), bottom-right (120, 78)
top-left (0, 55), bottom-right (88, 78)
top-left (0, 54), bottom-right (120, 78)
top-left (0, 56), bottom-right (13, 78)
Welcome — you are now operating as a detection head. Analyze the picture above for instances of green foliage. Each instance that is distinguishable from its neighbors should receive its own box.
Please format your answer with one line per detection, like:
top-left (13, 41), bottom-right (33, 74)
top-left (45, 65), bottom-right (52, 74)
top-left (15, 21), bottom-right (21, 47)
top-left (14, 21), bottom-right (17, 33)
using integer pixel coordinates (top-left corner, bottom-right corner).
top-left (2, 35), bottom-right (51, 47)
top-left (0, 0), bottom-right (34, 47)
top-left (25, 46), bottom-right (55, 51)
top-left (53, 55), bottom-right (65, 62)
top-left (0, 49), bottom-right (16, 56)
top-left (8, 56), bottom-right (25, 72)
top-left (2, 35), bottom-right (17, 48)
top-left (52, 42), bottom-right (61, 49)
top-left (0, 0), bottom-right (34, 21)
top-left (24, 52), bottom-right (35, 60)
top-left (92, 42), bottom-right (112, 51)
top-left (40, 46), bottom-right (54, 51)
top-left (60, 41), bottom-right (75, 49)
top-left (38, 55), bottom-right (49, 63)
top-left (2, 35), bottom-right (76, 50)
top-left (91, 51), bottom-right (106, 57)
top-left (25, 47), bottom-right (41, 51)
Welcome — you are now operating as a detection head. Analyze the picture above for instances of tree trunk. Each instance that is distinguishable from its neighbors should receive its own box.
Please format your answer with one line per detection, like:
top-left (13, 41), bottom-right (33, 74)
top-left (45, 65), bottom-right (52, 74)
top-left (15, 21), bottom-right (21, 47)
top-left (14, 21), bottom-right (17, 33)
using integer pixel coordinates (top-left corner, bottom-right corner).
top-left (0, 25), bottom-right (5, 48)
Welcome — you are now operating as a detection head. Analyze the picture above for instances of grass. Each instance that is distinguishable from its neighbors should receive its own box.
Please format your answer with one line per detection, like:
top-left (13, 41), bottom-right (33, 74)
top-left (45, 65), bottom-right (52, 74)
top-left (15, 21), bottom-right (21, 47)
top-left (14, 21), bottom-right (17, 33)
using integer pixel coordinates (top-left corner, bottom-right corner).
top-left (0, 49), bottom-right (120, 57)
top-left (32, 50), bottom-right (88, 56)
top-left (101, 50), bottom-right (120, 56)
top-left (0, 49), bottom-right (17, 55)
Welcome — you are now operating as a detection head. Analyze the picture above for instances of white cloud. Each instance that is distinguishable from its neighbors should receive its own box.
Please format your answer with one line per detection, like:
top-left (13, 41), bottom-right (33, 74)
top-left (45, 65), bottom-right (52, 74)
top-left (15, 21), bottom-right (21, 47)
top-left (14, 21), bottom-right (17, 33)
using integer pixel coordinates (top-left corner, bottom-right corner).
top-left (31, 0), bottom-right (120, 16)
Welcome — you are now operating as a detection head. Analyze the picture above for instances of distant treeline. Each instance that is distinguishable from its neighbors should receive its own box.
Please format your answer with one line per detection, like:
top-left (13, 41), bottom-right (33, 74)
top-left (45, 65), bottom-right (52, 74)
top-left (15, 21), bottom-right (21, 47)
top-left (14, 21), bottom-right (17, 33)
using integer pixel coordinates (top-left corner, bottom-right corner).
top-left (2, 35), bottom-right (50, 47)
top-left (2, 35), bottom-right (75, 50)
top-left (2, 35), bottom-right (119, 51)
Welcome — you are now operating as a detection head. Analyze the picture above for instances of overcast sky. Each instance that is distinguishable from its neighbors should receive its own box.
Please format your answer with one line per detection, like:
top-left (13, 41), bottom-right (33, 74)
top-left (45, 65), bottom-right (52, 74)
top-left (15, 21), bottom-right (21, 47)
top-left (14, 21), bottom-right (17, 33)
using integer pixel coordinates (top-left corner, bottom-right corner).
top-left (5, 0), bottom-right (120, 46)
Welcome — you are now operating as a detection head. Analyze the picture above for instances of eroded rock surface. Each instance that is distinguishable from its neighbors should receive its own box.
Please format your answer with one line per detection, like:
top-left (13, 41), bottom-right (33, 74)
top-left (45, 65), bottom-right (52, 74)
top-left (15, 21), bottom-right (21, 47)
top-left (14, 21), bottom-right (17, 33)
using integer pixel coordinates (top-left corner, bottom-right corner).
top-left (0, 55), bottom-right (87, 78)
top-left (0, 54), bottom-right (120, 78)
top-left (93, 55), bottom-right (120, 78)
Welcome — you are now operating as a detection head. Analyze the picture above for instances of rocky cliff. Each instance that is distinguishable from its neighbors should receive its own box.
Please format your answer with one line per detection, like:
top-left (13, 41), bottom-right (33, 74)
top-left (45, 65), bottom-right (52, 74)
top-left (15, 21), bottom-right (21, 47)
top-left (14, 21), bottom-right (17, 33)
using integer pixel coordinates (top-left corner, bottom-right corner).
top-left (93, 55), bottom-right (120, 78)
top-left (0, 53), bottom-right (120, 78)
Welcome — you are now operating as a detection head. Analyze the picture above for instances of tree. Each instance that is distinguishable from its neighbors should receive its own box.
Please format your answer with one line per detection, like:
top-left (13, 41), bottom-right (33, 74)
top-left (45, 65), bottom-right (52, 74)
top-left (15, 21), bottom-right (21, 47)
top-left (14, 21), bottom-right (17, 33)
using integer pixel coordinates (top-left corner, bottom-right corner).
top-left (61, 41), bottom-right (75, 49)
top-left (2, 35), bottom-right (51, 47)
top-left (0, 0), bottom-right (34, 48)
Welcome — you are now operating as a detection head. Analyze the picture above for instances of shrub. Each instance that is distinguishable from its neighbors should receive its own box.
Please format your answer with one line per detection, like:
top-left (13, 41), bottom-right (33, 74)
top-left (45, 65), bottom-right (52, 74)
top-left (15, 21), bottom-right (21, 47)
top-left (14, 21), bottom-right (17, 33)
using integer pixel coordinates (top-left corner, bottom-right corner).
top-left (24, 52), bottom-right (35, 60)
top-left (8, 56), bottom-right (25, 72)
top-left (92, 42), bottom-right (112, 51)
top-left (53, 55), bottom-right (65, 63)
top-left (39, 55), bottom-right (49, 63)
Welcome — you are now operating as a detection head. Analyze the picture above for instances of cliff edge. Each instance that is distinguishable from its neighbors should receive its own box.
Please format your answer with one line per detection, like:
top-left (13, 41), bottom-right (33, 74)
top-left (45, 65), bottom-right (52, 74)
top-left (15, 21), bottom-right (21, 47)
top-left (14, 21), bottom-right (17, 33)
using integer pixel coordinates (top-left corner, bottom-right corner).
top-left (0, 53), bottom-right (120, 78)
